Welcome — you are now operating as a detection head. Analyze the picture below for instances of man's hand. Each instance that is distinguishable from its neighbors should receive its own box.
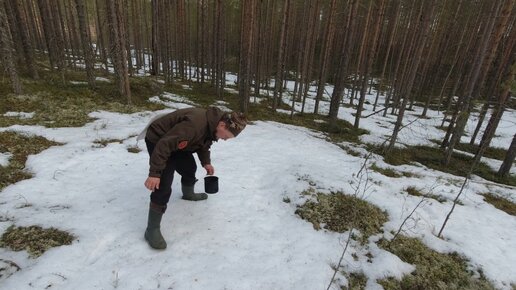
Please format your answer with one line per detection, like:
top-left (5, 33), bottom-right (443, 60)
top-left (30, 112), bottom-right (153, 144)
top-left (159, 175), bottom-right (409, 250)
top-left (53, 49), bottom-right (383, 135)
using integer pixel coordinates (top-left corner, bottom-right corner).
top-left (204, 164), bottom-right (215, 175)
top-left (144, 177), bottom-right (160, 191)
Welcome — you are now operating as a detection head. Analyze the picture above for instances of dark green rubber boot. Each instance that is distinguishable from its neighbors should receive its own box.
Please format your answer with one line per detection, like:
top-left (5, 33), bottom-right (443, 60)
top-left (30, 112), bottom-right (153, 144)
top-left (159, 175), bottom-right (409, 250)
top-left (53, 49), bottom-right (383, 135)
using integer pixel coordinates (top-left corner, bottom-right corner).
top-left (181, 184), bottom-right (208, 201)
top-left (144, 202), bottom-right (167, 249)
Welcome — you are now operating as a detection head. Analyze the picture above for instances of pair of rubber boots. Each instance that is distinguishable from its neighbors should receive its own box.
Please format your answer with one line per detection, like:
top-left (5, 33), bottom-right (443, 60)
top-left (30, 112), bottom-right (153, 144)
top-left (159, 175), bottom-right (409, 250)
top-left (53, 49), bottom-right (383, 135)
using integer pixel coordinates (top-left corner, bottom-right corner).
top-left (144, 184), bottom-right (207, 249)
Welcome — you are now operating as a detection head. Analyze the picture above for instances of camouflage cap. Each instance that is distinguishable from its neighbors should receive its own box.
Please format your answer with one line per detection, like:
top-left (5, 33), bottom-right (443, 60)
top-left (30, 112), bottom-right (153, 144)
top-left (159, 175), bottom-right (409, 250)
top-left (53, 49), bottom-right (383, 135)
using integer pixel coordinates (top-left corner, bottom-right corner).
top-left (223, 112), bottom-right (247, 137)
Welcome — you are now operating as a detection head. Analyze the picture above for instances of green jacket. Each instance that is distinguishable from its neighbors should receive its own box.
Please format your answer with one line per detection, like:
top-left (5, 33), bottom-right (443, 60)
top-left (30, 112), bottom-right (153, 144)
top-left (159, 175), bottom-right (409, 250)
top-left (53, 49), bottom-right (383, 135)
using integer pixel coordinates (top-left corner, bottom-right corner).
top-left (145, 107), bottom-right (225, 177)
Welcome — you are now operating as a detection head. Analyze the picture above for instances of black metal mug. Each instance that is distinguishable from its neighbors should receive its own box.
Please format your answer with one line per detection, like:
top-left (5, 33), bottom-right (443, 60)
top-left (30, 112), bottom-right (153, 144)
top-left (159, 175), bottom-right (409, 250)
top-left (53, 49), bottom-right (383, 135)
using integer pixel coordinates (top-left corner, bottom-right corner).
top-left (204, 175), bottom-right (219, 194)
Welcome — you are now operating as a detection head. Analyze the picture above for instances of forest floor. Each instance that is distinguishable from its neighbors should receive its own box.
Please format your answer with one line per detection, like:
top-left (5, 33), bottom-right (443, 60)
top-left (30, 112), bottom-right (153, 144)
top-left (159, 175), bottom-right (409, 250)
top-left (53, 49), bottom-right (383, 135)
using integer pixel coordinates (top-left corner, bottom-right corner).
top-left (0, 69), bottom-right (515, 290)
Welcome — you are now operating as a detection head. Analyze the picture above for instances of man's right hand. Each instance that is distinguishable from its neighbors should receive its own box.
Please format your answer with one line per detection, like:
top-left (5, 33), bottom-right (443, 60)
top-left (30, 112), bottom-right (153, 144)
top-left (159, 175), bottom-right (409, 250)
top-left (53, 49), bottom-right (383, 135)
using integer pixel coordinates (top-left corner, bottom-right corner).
top-left (145, 177), bottom-right (160, 191)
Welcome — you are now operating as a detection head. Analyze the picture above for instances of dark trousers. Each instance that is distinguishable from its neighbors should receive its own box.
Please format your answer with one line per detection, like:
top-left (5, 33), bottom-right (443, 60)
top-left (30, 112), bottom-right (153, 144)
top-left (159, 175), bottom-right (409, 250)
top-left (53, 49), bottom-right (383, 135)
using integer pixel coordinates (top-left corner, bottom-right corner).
top-left (145, 139), bottom-right (197, 206)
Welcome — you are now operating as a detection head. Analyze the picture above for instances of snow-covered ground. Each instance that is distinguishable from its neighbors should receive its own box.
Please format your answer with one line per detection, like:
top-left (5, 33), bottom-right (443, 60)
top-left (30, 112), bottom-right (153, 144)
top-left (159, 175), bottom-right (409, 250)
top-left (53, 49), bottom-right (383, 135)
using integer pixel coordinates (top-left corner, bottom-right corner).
top-left (0, 71), bottom-right (515, 289)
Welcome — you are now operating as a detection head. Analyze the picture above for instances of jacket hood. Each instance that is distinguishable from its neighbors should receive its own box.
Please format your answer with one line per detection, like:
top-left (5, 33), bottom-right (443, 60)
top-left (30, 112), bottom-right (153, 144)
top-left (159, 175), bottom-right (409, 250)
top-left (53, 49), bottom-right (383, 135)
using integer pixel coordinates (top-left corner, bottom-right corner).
top-left (206, 107), bottom-right (225, 140)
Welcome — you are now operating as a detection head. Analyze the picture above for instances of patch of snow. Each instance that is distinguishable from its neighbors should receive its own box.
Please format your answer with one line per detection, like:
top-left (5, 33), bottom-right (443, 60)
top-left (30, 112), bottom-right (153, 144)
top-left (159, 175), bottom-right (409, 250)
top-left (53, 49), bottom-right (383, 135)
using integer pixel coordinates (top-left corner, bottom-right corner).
top-left (0, 152), bottom-right (12, 167)
top-left (3, 112), bottom-right (35, 119)
top-left (276, 109), bottom-right (291, 115)
top-left (224, 87), bottom-right (239, 94)
top-left (95, 77), bottom-right (111, 82)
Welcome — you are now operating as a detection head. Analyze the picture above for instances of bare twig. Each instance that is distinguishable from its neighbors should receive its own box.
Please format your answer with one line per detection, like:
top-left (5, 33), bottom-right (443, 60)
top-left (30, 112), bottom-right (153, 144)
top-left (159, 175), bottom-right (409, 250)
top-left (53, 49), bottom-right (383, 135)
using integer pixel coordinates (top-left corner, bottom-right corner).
top-left (363, 107), bottom-right (389, 118)
top-left (326, 148), bottom-right (372, 289)
top-left (437, 130), bottom-right (490, 238)
top-left (326, 229), bottom-right (354, 290)
top-left (392, 182), bottom-right (440, 242)
top-left (438, 175), bottom-right (469, 237)
top-left (392, 197), bottom-right (427, 242)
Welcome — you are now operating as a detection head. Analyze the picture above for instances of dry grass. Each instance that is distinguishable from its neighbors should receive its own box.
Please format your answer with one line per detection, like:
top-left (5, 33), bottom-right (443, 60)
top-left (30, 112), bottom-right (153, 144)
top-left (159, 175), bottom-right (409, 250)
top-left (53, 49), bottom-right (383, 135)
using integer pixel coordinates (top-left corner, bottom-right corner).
top-left (481, 193), bottom-right (516, 216)
top-left (378, 236), bottom-right (495, 290)
top-left (92, 138), bottom-right (124, 148)
top-left (341, 272), bottom-right (368, 290)
top-left (405, 186), bottom-right (448, 203)
top-left (295, 190), bottom-right (388, 243)
top-left (0, 225), bottom-right (74, 258)
top-left (375, 145), bottom-right (516, 187)
top-left (127, 145), bottom-right (142, 153)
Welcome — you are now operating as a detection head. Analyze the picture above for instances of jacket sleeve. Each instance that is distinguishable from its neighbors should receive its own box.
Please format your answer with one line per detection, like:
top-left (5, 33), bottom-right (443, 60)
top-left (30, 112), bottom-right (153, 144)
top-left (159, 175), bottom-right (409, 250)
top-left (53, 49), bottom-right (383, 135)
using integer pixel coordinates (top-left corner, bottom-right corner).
top-left (197, 146), bottom-right (211, 166)
top-left (148, 122), bottom-right (196, 177)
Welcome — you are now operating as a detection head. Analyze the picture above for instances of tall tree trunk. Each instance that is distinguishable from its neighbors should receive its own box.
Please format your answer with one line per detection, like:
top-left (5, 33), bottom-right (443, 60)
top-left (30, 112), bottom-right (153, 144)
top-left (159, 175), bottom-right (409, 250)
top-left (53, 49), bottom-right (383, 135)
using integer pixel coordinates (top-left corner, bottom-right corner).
top-left (123, 0), bottom-right (132, 76)
top-left (106, 0), bottom-right (131, 103)
top-left (498, 133), bottom-right (516, 178)
top-left (443, 1), bottom-right (501, 165)
top-left (300, 0), bottom-right (320, 113)
top-left (151, 0), bottom-right (159, 75)
top-left (253, 0), bottom-right (263, 100)
top-left (469, 1), bottom-right (514, 144)
top-left (472, 0), bottom-right (514, 102)
top-left (298, 0), bottom-right (319, 113)
top-left (64, 0), bottom-right (77, 69)
top-left (238, 0), bottom-right (256, 114)
top-left (329, 0), bottom-right (358, 128)
top-left (384, 1), bottom-right (416, 117)
top-left (313, 0), bottom-right (337, 114)
top-left (272, 0), bottom-right (290, 111)
top-left (75, 0), bottom-right (96, 89)
top-left (386, 0), bottom-right (435, 153)
top-left (200, 0), bottom-right (207, 83)
top-left (474, 54), bottom-right (515, 163)
top-left (95, 0), bottom-right (109, 74)
top-left (373, 0), bottom-right (400, 111)
top-left (25, 0), bottom-right (42, 51)
top-left (4, 0), bottom-right (24, 67)
top-left (354, 0), bottom-right (384, 129)
top-left (37, 0), bottom-right (58, 69)
top-left (0, 0), bottom-right (22, 94)
top-left (433, 1), bottom-right (471, 115)
top-left (10, 0), bottom-right (38, 79)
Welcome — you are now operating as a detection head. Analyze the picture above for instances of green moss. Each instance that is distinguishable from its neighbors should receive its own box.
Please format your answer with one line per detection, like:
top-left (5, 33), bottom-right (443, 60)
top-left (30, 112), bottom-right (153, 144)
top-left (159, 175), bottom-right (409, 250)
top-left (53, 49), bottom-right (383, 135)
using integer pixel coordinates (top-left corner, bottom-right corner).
top-left (295, 191), bottom-right (388, 242)
top-left (127, 145), bottom-right (142, 153)
top-left (342, 272), bottom-right (368, 290)
top-left (377, 145), bottom-right (516, 187)
top-left (378, 236), bottom-right (495, 290)
top-left (338, 145), bottom-right (362, 157)
top-left (92, 138), bottom-right (124, 148)
top-left (249, 102), bottom-right (368, 143)
top-left (455, 143), bottom-right (508, 161)
top-left (405, 186), bottom-right (447, 203)
top-left (481, 193), bottom-right (516, 216)
top-left (0, 225), bottom-right (74, 258)
top-left (0, 131), bottom-right (62, 190)
top-left (0, 71), bottom-right (166, 128)
top-left (370, 163), bottom-right (403, 178)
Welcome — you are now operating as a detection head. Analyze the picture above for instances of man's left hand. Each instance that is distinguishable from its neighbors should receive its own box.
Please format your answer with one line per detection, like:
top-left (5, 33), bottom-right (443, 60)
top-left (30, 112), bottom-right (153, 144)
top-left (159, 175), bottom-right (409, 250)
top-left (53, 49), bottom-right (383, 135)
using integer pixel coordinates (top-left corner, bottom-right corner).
top-left (204, 164), bottom-right (215, 175)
